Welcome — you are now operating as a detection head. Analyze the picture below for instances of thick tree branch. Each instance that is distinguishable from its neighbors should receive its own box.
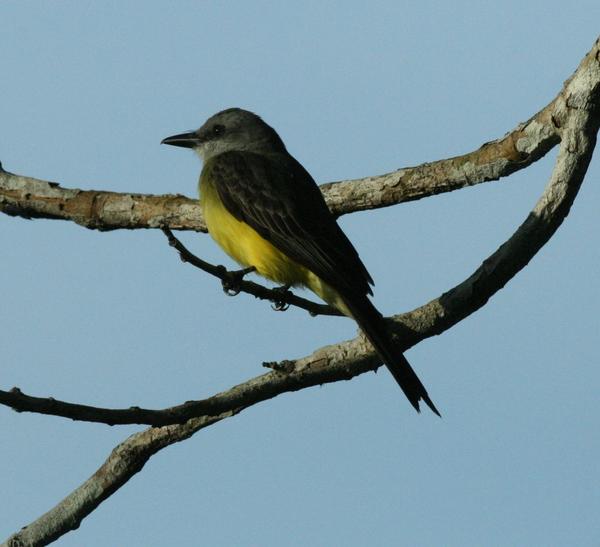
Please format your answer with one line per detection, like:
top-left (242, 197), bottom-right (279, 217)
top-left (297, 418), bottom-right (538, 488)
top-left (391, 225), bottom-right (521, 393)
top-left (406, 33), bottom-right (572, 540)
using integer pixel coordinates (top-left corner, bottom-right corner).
top-left (0, 79), bottom-right (560, 231)
top-left (0, 168), bottom-right (204, 231)
top-left (2, 37), bottom-right (599, 547)
top-left (2, 412), bottom-right (234, 547)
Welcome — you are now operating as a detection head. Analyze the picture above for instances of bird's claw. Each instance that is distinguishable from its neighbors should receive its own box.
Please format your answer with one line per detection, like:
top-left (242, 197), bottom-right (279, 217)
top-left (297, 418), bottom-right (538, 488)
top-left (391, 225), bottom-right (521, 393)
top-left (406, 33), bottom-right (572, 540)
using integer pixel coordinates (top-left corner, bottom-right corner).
top-left (220, 266), bottom-right (255, 296)
top-left (271, 284), bottom-right (291, 311)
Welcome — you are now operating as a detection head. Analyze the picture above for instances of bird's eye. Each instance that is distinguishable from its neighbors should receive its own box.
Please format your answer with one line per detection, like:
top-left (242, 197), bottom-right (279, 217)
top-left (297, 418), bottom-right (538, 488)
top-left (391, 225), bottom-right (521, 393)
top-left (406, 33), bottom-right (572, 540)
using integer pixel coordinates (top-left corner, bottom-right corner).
top-left (212, 124), bottom-right (225, 135)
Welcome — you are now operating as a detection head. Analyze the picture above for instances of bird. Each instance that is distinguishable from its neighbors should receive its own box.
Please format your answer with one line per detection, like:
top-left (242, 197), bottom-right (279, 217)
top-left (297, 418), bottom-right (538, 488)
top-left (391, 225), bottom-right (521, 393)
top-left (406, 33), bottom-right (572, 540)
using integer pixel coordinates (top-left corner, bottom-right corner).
top-left (162, 108), bottom-right (439, 415)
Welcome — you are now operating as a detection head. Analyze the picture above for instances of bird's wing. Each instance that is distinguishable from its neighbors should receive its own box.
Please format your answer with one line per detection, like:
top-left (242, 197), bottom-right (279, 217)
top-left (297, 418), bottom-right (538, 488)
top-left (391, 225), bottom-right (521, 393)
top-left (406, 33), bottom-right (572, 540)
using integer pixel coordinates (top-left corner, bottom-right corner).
top-left (203, 150), bottom-right (374, 297)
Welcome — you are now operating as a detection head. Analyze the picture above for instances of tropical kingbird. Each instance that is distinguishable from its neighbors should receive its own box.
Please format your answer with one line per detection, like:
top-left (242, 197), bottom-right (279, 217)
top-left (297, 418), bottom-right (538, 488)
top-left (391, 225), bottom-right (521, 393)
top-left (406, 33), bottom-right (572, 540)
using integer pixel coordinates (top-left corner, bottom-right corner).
top-left (162, 108), bottom-right (439, 415)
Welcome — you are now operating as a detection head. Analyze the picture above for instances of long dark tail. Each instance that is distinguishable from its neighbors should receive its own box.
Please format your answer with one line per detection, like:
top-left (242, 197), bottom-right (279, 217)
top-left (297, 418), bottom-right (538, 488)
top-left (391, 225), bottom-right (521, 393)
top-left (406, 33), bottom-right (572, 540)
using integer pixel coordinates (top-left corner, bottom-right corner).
top-left (342, 295), bottom-right (440, 416)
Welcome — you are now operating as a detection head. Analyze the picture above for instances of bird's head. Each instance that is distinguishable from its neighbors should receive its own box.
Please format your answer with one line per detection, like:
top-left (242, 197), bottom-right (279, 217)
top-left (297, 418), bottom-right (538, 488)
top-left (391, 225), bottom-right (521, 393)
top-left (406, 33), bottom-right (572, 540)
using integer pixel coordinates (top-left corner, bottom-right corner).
top-left (161, 108), bottom-right (286, 161)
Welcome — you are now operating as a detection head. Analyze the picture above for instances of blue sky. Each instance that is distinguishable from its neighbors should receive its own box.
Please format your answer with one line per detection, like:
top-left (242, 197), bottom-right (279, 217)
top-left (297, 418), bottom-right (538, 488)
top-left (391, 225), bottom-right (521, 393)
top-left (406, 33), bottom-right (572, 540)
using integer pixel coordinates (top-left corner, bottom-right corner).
top-left (1, 2), bottom-right (599, 546)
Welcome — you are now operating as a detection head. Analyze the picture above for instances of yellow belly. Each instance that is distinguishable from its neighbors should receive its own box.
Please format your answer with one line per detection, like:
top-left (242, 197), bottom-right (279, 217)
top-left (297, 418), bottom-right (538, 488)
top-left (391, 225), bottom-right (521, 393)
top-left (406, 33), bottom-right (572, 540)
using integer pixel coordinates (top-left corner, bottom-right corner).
top-left (199, 176), bottom-right (349, 315)
top-left (201, 177), bottom-right (307, 286)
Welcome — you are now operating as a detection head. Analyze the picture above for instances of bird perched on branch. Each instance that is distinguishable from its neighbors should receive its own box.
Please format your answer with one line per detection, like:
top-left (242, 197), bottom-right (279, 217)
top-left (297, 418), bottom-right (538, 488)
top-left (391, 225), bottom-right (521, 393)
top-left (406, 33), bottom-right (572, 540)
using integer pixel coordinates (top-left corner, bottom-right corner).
top-left (162, 108), bottom-right (439, 415)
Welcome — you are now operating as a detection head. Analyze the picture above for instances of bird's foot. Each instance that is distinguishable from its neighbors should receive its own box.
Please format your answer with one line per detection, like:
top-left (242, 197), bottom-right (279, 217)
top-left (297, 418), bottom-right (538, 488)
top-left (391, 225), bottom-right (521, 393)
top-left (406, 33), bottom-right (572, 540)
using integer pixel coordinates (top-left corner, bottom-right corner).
top-left (219, 266), bottom-right (256, 296)
top-left (271, 284), bottom-right (291, 311)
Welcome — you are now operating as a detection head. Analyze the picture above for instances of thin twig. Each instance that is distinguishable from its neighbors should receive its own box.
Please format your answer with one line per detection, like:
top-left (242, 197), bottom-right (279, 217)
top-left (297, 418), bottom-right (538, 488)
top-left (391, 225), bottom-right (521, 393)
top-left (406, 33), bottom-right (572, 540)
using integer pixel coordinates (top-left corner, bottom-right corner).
top-left (161, 227), bottom-right (341, 317)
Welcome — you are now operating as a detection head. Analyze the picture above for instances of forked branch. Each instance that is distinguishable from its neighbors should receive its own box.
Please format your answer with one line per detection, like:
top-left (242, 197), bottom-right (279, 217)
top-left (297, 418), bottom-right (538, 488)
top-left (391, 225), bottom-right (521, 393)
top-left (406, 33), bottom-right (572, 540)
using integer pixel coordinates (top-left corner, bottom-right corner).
top-left (2, 36), bottom-right (599, 547)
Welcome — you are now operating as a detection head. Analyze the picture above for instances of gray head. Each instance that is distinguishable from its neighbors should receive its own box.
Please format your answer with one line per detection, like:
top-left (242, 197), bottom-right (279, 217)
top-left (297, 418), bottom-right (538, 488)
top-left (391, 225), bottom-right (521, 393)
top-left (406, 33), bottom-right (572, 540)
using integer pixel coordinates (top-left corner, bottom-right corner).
top-left (161, 108), bottom-right (286, 161)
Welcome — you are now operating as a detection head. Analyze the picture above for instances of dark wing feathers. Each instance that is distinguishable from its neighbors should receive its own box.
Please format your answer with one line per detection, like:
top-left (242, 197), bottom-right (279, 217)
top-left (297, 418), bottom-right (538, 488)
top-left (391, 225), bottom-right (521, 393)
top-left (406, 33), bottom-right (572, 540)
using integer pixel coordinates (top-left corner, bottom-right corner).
top-left (206, 151), bottom-right (373, 297)
top-left (205, 151), bottom-right (440, 415)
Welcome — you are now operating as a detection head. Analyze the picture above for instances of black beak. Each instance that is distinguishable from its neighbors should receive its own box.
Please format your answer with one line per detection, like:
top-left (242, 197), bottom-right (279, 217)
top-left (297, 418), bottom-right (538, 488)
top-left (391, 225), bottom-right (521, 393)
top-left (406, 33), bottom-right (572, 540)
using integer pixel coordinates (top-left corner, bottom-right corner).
top-left (161, 131), bottom-right (200, 148)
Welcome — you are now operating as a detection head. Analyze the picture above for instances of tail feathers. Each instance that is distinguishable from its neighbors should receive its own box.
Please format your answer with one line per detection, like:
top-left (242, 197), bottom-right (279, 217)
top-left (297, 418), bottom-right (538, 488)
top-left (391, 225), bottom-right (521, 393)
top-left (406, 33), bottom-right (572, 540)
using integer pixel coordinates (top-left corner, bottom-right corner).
top-left (385, 352), bottom-right (441, 417)
top-left (342, 295), bottom-right (440, 417)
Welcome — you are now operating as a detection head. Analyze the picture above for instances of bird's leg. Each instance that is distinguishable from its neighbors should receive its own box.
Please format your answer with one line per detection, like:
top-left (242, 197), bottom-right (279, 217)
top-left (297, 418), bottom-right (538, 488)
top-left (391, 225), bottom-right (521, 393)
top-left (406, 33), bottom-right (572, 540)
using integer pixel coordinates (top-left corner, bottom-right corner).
top-left (219, 266), bottom-right (256, 296)
top-left (271, 284), bottom-right (292, 311)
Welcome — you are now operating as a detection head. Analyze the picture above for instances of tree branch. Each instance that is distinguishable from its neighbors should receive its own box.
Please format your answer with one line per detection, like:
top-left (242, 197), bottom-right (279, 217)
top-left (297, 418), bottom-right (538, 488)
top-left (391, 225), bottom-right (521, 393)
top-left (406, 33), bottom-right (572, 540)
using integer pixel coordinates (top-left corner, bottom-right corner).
top-left (2, 412), bottom-right (234, 547)
top-left (161, 227), bottom-right (341, 316)
top-left (3, 40), bottom-right (599, 429)
top-left (0, 77), bottom-right (560, 232)
top-left (2, 36), bottom-right (599, 547)
top-left (1, 37), bottom-right (599, 430)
